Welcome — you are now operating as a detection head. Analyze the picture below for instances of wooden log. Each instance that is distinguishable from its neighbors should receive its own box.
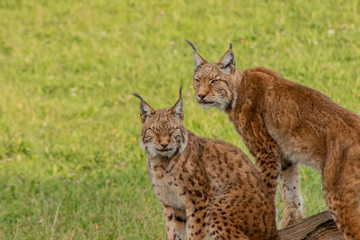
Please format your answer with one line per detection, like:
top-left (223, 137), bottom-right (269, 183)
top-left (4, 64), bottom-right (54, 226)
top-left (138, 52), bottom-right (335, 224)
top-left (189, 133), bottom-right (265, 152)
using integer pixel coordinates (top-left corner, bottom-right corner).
top-left (278, 210), bottom-right (345, 240)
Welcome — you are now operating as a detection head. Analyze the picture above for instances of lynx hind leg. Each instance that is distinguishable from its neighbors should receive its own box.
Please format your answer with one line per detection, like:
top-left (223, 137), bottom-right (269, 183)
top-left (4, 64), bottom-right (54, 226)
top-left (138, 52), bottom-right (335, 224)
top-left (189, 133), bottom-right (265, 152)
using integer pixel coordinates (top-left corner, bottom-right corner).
top-left (208, 226), bottom-right (249, 240)
top-left (323, 162), bottom-right (360, 240)
top-left (207, 193), bottom-right (279, 240)
top-left (324, 185), bottom-right (360, 240)
top-left (163, 206), bottom-right (187, 240)
top-left (207, 207), bottom-right (249, 240)
top-left (279, 159), bottom-right (304, 228)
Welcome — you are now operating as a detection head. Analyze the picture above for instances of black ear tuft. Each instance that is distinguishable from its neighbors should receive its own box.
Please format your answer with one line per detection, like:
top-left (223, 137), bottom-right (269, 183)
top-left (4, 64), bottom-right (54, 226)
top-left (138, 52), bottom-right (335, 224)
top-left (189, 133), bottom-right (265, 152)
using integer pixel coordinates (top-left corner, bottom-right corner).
top-left (179, 86), bottom-right (183, 98)
top-left (132, 92), bottom-right (155, 123)
top-left (185, 40), bottom-right (207, 71)
top-left (185, 39), bottom-right (197, 51)
top-left (132, 92), bottom-right (143, 101)
top-left (229, 43), bottom-right (232, 50)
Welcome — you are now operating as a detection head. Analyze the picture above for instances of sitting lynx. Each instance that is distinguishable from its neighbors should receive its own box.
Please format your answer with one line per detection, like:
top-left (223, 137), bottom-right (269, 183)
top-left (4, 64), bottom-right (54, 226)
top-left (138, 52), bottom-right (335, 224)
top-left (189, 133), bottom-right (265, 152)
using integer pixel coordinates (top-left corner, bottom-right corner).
top-left (186, 40), bottom-right (360, 240)
top-left (133, 88), bottom-right (279, 240)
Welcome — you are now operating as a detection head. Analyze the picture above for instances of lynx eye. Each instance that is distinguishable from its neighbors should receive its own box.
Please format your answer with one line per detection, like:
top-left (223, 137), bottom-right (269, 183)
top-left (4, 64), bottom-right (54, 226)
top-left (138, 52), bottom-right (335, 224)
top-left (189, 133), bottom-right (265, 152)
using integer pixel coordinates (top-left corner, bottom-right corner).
top-left (194, 78), bottom-right (200, 84)
top-left (169, 128), bottom-right (179, 134)
top-left (210, 79), bottom-right (219, 85)
top-left (143, 131), bottom-right (154, 142)
top-left (144, 135), bottom-right (154, 142)
top-left (147, 128), bottom-right (159, 135)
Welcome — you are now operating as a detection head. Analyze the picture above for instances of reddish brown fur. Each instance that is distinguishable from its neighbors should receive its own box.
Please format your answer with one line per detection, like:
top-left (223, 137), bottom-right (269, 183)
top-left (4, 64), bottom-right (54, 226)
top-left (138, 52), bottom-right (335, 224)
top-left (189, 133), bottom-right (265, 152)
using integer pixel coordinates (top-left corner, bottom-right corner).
top-left (134, 92), bottom-right (280, 240)
top-left (189, 44), bottom-right (360, 240)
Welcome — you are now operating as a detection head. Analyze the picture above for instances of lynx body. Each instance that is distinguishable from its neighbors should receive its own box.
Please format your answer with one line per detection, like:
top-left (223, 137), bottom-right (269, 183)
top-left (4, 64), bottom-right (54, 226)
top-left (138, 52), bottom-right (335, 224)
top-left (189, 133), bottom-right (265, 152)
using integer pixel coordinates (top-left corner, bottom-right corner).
top-left (187, 40), bottom-right (360, 240)
top-left (134, 90), bottom-right (279, 240)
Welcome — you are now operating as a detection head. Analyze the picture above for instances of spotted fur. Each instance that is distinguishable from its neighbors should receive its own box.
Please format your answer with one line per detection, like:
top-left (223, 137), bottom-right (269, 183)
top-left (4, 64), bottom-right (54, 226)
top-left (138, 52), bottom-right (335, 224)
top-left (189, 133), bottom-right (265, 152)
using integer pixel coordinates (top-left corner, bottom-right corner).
top-left (187, 41), bottom-right (360, 240)
top-left (134, 91), bottom-right (279, 240)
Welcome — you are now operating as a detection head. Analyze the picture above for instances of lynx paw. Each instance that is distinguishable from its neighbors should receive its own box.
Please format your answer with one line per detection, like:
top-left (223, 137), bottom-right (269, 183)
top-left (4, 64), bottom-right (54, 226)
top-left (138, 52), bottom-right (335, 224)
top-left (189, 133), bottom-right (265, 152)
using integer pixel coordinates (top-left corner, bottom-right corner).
top-left (279, 208), bottom-right (303, 229)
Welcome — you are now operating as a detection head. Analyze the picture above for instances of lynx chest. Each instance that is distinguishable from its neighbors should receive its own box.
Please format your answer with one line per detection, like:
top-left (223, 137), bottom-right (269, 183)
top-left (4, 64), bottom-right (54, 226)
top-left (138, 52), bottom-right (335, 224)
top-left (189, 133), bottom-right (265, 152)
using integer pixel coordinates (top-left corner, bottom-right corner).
top-left (147, 159), bottom-right (185, 211)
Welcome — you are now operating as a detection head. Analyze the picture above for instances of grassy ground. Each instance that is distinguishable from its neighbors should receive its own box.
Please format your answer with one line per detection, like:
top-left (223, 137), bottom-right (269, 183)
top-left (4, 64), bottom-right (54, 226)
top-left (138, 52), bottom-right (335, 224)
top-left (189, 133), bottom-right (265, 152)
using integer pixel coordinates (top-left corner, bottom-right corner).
top-left (0, 0), bottom-right (360, 239)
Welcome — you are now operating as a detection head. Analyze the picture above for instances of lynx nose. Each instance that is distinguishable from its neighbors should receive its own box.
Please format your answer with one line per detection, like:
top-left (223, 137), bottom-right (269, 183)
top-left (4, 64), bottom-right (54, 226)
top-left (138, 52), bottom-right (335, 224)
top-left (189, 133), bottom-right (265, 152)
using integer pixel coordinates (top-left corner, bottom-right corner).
top-left (160, 143), bottom-right (169, 148)
top-left (198, 94), bottom-right (207, 100)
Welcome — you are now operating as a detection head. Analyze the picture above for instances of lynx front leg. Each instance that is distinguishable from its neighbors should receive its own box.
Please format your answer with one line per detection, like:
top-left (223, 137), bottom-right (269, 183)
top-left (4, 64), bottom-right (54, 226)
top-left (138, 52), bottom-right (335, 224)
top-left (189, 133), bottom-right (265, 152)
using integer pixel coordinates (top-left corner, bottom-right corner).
top-left (163, 206), bottom-right (187, 240)
top-left (241, 114), bottom-right (281, 204)
top-left (254, 145), bottom-right (280, 203)
top-left (278, 158), bottom-right (303, 228)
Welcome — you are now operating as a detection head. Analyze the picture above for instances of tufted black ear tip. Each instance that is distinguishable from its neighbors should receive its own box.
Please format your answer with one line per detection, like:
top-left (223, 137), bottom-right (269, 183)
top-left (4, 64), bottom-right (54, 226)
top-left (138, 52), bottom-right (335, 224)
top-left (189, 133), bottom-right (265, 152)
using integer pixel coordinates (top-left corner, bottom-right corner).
top-left (179, 86), bottom-right (183, 98)
top-left (185, 39), bottom-right (197, 51)
top-left (131, 92), bottom-right (143, 101)
top-left (229, 43), bottom-right (232, 50)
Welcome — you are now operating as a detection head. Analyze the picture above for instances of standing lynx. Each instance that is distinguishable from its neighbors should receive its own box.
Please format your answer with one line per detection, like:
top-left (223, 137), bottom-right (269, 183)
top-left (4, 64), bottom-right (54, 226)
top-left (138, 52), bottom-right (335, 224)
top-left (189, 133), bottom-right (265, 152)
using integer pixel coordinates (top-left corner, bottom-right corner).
top-left (133, 89), bottom-right (280, 240)
top-left (186, 40), bottom-right (360, 240)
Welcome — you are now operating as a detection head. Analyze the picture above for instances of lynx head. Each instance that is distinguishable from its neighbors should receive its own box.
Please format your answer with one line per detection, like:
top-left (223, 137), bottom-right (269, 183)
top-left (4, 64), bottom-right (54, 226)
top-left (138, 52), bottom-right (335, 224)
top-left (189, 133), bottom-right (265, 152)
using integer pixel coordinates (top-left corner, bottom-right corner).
top-left (186, 40), bottom-right (238, 111)
top-left (133, 87), bottom-right (188, 158)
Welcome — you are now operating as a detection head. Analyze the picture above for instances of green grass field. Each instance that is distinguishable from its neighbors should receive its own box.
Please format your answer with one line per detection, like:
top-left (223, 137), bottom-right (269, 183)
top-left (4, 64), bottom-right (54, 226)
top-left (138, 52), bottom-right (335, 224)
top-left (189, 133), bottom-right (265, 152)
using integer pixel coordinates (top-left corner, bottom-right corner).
top-left (0, 0), bottom-right (360, 239)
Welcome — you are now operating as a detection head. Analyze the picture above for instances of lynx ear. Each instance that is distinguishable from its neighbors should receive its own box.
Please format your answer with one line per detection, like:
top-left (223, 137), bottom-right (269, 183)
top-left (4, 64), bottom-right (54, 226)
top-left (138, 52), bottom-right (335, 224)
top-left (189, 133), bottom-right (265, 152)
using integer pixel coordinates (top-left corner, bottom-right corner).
top-left (185, 40), bottom-right (207, 71)
top-left (132, 93), bottom-right (155, 123)
top-left (218, 44), bottom-right (235, 74)
top-left (171, 86), bottom-right (184, 121)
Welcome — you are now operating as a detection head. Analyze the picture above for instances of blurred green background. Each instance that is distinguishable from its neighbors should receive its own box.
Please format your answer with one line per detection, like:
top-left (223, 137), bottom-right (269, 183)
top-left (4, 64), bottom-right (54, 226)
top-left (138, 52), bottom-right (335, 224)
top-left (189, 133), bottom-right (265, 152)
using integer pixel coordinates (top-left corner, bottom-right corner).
top-left (0, 0), bottom-right (359, 239)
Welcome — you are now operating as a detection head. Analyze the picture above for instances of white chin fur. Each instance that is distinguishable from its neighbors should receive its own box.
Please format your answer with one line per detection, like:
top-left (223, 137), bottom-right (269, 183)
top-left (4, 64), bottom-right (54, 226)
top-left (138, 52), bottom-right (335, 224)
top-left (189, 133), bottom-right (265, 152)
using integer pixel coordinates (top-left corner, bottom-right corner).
top-left (142, 142), bottom-right (178, 158)
top-left (201, 101), bottom-right (227, 111)
top-left (157, 148), bottom-right (177, 158)
top-left (200, 103), bottom-right (213, 110)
